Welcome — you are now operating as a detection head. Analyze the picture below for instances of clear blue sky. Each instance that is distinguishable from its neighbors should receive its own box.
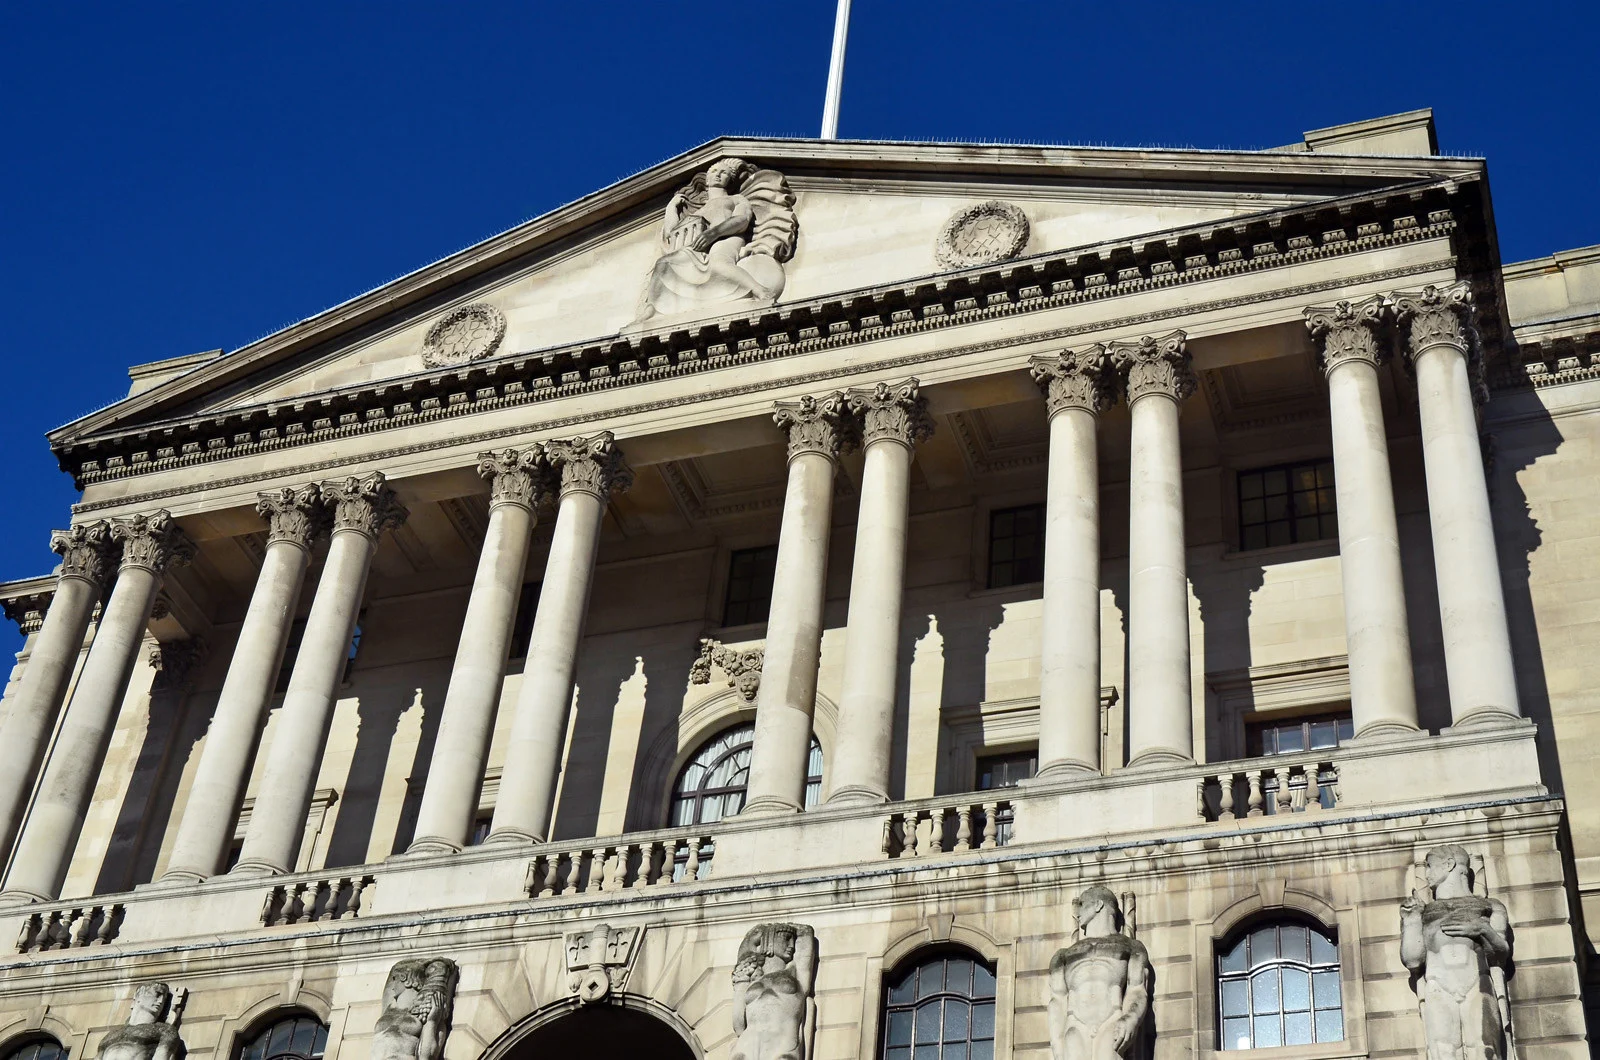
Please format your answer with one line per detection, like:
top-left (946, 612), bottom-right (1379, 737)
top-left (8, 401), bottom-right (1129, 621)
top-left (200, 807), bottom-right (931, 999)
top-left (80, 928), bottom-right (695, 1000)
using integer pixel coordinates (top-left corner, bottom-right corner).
top-left (2, 1), bottom-right (1596, 655)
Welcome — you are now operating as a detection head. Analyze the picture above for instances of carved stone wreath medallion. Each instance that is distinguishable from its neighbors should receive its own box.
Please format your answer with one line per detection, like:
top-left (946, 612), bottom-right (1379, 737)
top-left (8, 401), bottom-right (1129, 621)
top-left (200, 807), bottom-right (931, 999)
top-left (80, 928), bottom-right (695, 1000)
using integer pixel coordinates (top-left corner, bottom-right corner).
top-left (421, 302), bottom-right (507, 368)
top-left (935, 200), bottom-right (1030, 270)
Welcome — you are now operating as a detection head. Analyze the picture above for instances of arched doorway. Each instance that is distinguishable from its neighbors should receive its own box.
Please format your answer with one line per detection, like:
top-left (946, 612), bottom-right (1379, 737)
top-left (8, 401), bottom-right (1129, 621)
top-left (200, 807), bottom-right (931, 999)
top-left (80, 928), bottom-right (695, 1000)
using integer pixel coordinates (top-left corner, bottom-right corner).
top-left (498, 1002), bottom-right (696, 1060)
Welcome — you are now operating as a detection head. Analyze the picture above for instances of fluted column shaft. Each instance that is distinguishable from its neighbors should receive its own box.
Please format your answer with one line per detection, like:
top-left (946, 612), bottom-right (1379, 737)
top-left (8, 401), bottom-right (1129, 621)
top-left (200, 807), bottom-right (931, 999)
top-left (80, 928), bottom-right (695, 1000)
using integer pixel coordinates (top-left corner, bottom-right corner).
top-left (409, 451), bottom-right (542, 853)
top-left (1030, 348), bottom-right (1116, 778)
top-left (1394, 282), bottom-right (1521, 726)
top-left (0, 524), bottom-right (113, 861)
top-left (743, 395), bottom-right (851, 815)
top-left (160, 487), bottom-right (326, 882)
top-left (1306, 298), bottom-right (1420, 738)
top-left (489, 434), bottom-right (629, 844)
top-left (1113, 333), bottom-right (1197, 767)
top-left (1, 512), bottom-right (194, 902)
top-left (828, 380), bottom-right (933, 806)
top-left (233, 474), bottom-right (406, 876)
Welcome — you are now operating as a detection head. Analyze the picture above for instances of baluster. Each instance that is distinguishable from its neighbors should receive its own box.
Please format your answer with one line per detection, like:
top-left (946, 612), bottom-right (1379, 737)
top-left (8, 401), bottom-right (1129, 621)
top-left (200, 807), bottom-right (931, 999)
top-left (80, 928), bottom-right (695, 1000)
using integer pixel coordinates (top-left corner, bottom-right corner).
top-left (565, 850), bottom-right (584, 894)
top-left (589, 847), bottom-right (609, 892)
top-left (620, 846), bottom-right (639, 889)
top-left (1274, 767), bottom-right (1293, 814)
top-left (17, 914), bottom-right (39, 953)
top-left (654, 842), bottom-right (676, 886)
top-left (97, 906), bottom-right (121, 945)
top-left (881, 818), bottom-right (894, 857)
top-left (286, 884), bottom-right (308, 924)
top-left (73, 908), bottom-right (97, 947)
top-left (956, 807), bottom-right (973, 852)
top-left (538, 855), bottom-right (559, 897)
top-left (1304, 764), bottom-right (1322, 813)
top-left (683, 840), bottom-right (702, 882)
top-left (1246, 772), bottom-right (1265, 818)
top-left (346, 877), bottom-right (369, 919)
top-left (1219, 773), bottom-right (1237, 821)
top-left (980, 802), bottom-right (999, 849)
top-left (904, 814), bottom-right (920, 858)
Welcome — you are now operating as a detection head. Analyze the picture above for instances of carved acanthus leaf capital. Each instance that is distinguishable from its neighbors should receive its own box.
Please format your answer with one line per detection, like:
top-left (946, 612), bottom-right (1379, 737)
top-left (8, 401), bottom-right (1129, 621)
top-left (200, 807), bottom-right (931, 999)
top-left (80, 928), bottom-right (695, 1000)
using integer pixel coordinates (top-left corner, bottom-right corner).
top-left (845, 379), bottom-right (934, 448)
top-left (322, 472), bottom-right (409, 540)
top-left (110, 511), bottom-right (197, 576)
top-left (543, 433), bottom-right (633, 501)
top-left (1392, 281), bottom-right (1478, 359)
top-left (477, 448), bottom-right (547, 509)
top-left (1110, 331), bottom-right (1195, 403)
top-left (50, 521), bottom-right (116, 586)
top-left (1304, 296), bottom-right (1390, 375)
top-left (1028, 345), bottom-right (1116, 416)
top-left (256, 484), bottom-right (329, 551)
top-left (773, 393), bottom-right (856, 461)
top-left (149, 638), bottom-right (208, 693)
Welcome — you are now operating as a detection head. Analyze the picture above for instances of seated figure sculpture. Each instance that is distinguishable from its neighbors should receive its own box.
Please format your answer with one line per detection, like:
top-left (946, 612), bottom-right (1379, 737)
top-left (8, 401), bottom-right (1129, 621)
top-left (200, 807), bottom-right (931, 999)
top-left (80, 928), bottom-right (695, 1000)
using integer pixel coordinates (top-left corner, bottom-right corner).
top-left (628, 158), bottom-right (798, 329)
top-left (98, 984), bottom-right (185, 1060)
top-left (371, 957), bottom-right (458, 1060)
top-left (1049, 886), bottom-right (1150, 1060)
top-left (731, 922), bottom-right (817, 1060)
top-left (1400, 845), bottom-right (1513, 1060)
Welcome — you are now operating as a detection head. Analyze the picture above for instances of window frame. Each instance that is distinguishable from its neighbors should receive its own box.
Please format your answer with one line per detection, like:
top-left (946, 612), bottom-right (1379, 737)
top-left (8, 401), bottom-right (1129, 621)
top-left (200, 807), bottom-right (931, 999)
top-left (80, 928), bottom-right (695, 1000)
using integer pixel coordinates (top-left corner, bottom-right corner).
top-left (233, 1014), bottom-right (330, 1060)
top-left (721, 544), bottom-right (780, 628)
top-left (1235, 459), bottom-right (1338, 553)
top-left (1, 1036), bottom-right (68, 1060)
top-left (669, 722), bottom-right (823, 827)
top-left (878, 948), bottom-right (999, 1060)
top-left (985, 502), bottom-right (1047, 590)
top-left (1216, 918), bottom-right (1343, 1052)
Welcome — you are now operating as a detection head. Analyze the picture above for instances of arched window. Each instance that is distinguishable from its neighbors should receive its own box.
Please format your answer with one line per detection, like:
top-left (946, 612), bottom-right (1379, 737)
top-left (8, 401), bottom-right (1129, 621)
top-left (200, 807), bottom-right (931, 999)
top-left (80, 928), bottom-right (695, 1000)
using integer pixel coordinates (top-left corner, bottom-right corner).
top-left (4, 1038), bottom-right (66, 1060)
top-left (882, 950), bottom-right (997, 1060)
top-left (670, 722), bottom-right (823, 826)
top-left (236, 1015), bottom-right (328, 1060)
top-left (1218, 919), bottom-right (1342, 1050)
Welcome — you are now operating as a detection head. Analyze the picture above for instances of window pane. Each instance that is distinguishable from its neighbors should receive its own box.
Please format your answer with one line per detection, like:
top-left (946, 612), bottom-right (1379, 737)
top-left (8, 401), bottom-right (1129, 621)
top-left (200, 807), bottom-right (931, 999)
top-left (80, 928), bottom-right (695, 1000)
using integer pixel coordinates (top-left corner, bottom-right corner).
top-left (886, 1049), bottom-right (911, 1060)
top-left (1220, 937), bottom-right (1247, 973)
top-left (1242, 525), bottom-right (1267, 551)
top-left (1241, 499), bottom-right (1265, 525)
top-left (1312, 970), bottom-right (1342, 1008)
top-left (889, 972), bottom-right (916, 1005)
top-left (1315, 1008), bottom-right (1345, 1043)
top-left (946, 958), bottom-right (972, 994)
top-left (1284, 1011), bottom-right (1313, 1046)
top-left (267, 1023), bottom-right (293, 1058)
top-left (1221, 979), bottom-right (1249, 1017)
top-left (1240, 474), bottom-right (1264, 500)
top-left (886, 1010), bottom-right (913, 1046)
top-left (918, 962), bottom-right (945, 998)
top-left (290, 1020), bottom-right (317, 1055)
top-left (1263, 470), bottom-right (1287, 495)
top-left (944, 1000), bottom-right (970, 1042)
top-left (1282, 968), bottom-right (1311, 1012)
top-left (913, 1047), bottom-right (939, 1060)
top-left (1295, 515), bottom-right (1320, 541)
top-left (1267, 521), bottom-right (1291, 547)
top-left (915, 1002), bottom-right (941, 1042)
top-left (1309, 720), bottom-right (1338, 749)
top-left (944, 1047), bottom-right (968, 1060)
top-left (311, 1024), bottom-right (327, 1055)
top-left (1255, 1017), bottom-right (1283, 1049)
top-left (1250, 927), bottom-right (1279, 963)
top-left (1251, 969), bottom-right (1280, 1014)
top-left (1311, 930), bottom-right (1338, 966)
top-left (1222, 1017), bottom-right (1252, 1051)
top-left (972, 1002), bottom-right (995, 1039)
top-left (1276, 727), bottom-right (1306, 753)
top-left (972, 963), bottom-right (996, 999)
top-left (971, 1043), bottom-right (994, 1060)
top-left (1281, 925), bottom-right (1308, 963)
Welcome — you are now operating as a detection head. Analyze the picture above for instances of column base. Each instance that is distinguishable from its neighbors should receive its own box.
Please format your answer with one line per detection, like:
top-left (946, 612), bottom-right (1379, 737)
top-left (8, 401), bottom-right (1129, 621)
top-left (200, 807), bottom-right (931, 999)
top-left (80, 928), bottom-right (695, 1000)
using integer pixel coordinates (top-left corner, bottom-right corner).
top-left (402, 835), bottom-right (464, 857)
top-left (739, 795), bottom-right (803, 817)
top-left (1351, 719), bottom-right (1425, 744)
top-left (0, 888), bottom-right (49, 907)
top-left (483, 828), bottom-right (543, 848)
top-left (1445, 707), bottom-right (1523, 731)
top-left (1126, 748), bottom-right (1193, 769)
top-left (1034, 759), bottom-right (1098, 782)
top-left (153, 867), bottom-right (210, 886)
top-left (825, 785), bottom-right (889, 807)
top-left (228, 858), bottom-right (288, 878)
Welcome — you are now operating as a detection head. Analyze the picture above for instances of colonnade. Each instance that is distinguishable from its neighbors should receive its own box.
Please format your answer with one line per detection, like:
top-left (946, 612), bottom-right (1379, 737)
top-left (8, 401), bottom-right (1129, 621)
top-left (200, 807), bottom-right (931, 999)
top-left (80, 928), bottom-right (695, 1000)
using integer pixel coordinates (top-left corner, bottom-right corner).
top-left (0, 282), bottom-right (1521, 903)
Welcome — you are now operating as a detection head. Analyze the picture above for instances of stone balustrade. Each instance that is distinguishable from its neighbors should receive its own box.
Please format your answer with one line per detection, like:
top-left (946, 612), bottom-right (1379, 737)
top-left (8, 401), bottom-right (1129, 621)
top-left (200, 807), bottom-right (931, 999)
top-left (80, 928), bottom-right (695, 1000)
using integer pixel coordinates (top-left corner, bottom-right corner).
top-left (260, 873), bottom-right (373, 926)
top-left (1198, 759), bottom-right (1339, 822)
top-left (15, 902), bottom-right (122, 952)
top-left (524, 829), bottom-right (716, 897)
top-left (881, 799), bottom-right (1014, 859)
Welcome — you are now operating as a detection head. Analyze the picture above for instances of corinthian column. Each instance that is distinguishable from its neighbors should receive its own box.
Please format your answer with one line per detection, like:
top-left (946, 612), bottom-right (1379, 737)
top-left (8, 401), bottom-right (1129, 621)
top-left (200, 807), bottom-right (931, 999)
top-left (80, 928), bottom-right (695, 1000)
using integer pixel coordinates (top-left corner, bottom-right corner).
top-left (1111, 332), bottom-right (1197, 767)
top-left (1029, 346), bottom-right (1116, 778)
top-left (488, 434), bottom-right (630, 844)
top-left (1305, 298), bottom-right (1420, 739)
top-left (160, 486), bottom-right (328, 882)
top-left (0, 523), bottom-right (114, 863)
top-left (1393, 282), bottom-right (1521, 727)
top-left (827, 379), bottom-right (933, 806)
top-left (742, 394), bottom-right (853, 816)
top-left (1, 512), bottom-right (194, 902)
top-left (409, 450), bottom-right (544, 853)
top-left (233, 473), bottom-right (406, 876)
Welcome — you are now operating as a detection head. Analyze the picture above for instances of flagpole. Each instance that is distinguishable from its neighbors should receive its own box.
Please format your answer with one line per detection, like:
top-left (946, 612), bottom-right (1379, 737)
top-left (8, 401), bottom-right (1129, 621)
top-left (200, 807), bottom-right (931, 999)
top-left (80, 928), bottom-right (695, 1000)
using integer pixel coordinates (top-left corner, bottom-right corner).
top-left (820, 0), bottom-right (851, 139)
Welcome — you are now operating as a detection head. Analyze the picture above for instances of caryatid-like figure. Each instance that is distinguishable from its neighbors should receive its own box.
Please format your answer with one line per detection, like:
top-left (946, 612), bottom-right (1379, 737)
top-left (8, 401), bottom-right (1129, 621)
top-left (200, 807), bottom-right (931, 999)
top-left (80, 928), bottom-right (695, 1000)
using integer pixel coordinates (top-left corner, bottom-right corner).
top-left (371, 957), bottom-right (458, 1060)
top-left (1400, 845), bottom-right (1514, 1060)
top-left (731, 922), bottom-right (817, 1060)
top-left (1049, 886), bottom-right (1150, 1060)
top-left (98, 983), bottom-right (186, 1060)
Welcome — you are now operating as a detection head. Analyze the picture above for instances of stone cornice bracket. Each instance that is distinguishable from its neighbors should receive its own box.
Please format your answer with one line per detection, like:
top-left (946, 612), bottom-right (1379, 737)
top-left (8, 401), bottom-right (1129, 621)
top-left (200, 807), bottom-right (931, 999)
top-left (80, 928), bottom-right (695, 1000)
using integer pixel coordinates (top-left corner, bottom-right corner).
top-left (1028, 344), bottom-right (1116, 416)
top-left (1110, 331), bottom-right (1195, 404)
top-left (689, 637), bottom-right (765, 702)
top-left (773, 392), bottom-right (857, 462)
top-left (110, 511), bottom-right (197, 576)
top-left (477, 448), bottom-right (547, 511)
top-left (256, 484), bottom-right (330, 552)
top-left (149, 638), bottom-right (208, 693)
top-left (845, 378), bottom-right (935, 448)
top-left (323, 472), bottom-right (409, 540)
top-left (1304, 296), bottom-right (1390, 376)
top-left (543, 432), bottom-right (633, 501)
top-left (50, 521), bottom-right (116, 586)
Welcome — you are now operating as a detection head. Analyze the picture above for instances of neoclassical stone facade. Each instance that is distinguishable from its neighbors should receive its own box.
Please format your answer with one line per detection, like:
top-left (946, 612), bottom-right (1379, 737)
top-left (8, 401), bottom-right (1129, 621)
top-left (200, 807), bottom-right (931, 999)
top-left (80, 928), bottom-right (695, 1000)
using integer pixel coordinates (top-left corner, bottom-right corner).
top-left (0, 107), bottom-right (1596, 1060)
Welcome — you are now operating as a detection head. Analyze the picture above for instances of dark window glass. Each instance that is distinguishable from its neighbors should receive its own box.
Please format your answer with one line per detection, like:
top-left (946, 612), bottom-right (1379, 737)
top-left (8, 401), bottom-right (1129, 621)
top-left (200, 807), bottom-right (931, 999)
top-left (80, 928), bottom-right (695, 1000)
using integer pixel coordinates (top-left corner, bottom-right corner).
top-left (236, 1016), bottom-right (328, 1060)
top-left (987, 504), bottom-right (1045, 589)
top-left (508, 581), bottom-right (542, 659)
top-left (1218, 920), bottom-right (1342, 1051)
top-left (467, 811), bottom-right (493, 846)
top-left (274, 611), bottom-right (365, 694)
top-left (723, 546), bottom-right (779, 626)
top-left (223, 838), bottom-right (244, 872)
top-left (976, 750), bottom-right (1037, 791)
top-left (6, 1040), bottom-right (67, 1060)
top-left (1237, 460), bottom-right (1337, 551)
top-left (671, 723), bottom-right (823, 827)
top-left (882, 951), bottom-right (998, 1060)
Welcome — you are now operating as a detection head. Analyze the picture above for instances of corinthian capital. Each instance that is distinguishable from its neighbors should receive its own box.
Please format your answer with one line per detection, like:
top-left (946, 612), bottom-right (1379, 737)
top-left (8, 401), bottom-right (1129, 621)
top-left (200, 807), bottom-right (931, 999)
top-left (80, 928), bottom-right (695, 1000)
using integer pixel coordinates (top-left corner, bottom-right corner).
top-left (50, 521), bottom-right (115, 586)
top-left (1305, 296), bottom-right (1390, 375)
top-left (477, 449), bottom-right (547, 510)
top-left (1029, 345), bottom-right (1116, 416)
top-left (1110, 331), bottom-right (1194, 403)
top-left (256, 484), bottom-right (329, 551)
top-left (110, 511), bottom-right (197, 576)
top-left (1391, 281), bottom-right (1478, 361)
top-left (323, 472), bottom-right (409, 540)
top-left (543, 433), bottom-right (633, 501)
top-left (773, 393), bottom-right (857, 461)
top-left (844, 378), bottom-right (935, 448)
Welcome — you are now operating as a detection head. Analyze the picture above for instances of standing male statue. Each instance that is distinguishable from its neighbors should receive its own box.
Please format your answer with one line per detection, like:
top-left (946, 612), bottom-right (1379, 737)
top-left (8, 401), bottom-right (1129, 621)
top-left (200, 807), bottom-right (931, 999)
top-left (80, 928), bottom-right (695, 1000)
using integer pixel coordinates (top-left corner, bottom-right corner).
top-left (371, 957), bottom-right (458, 1060)
top-left (98, 983), bottom-right (186, 1060)
top-left (731, 922), bottom-right (817, 1060)
top-left (1048, 886), bottom-right (1150, 1060)
top-left (1400, 845), bottom-right (1514, 1060)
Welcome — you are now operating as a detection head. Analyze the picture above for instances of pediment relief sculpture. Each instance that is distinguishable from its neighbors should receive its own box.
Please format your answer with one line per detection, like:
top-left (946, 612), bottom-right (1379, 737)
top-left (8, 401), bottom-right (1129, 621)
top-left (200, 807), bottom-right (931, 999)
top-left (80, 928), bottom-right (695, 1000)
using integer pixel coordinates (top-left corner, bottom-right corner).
top-left (421, 302), bottom-right (506, 369)
top-left (936, 200), bottom-right (1029, 270)
top-left (733, 922), bottom-right (817, 1060)
top-left (629, 158), bottom-right (798, 330)
top-left (1049, 887), bottom-right (1150, 1060)
top-left (372, 957), bottom-right (458, 1060)
top-left (98, 983), bottom-right (187, 1060)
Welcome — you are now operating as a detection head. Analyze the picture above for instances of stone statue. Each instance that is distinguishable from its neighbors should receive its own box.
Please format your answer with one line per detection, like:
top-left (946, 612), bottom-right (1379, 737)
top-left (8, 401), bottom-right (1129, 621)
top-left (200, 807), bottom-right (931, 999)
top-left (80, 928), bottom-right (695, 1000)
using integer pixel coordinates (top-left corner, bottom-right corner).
top-left (629, 158), bottom-right (798, 329)
top-left (98, 983), bottom-right (186, 1060)
top-left (731, 922), bottom-right (817, 1060)
top-left (1048, 886), bottom-right (1150, 1060)
top-left (371, 957), bottom-right (459, 1060)
top-left (1400, 845), bottom-right (1514, 1060)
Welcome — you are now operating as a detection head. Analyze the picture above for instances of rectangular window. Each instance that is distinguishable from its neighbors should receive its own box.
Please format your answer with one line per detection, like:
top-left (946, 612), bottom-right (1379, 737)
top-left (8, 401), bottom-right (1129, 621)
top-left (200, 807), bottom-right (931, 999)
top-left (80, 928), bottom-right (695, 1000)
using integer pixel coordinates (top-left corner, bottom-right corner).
top-left (508, 581), bottom-right (542, 659)
top-left (723, 545), bottom-right (779, 626)
top-left (1247, 712), bottom-right (1354, 758)
top-left (987, 503), bottom-right (1045, 588)
top-left (467, 811), bottom-right (493, 846)
top-left (976, 748), bottom-right (1037, 791)
top-left (1237, 460), bottom-right (1337, 551)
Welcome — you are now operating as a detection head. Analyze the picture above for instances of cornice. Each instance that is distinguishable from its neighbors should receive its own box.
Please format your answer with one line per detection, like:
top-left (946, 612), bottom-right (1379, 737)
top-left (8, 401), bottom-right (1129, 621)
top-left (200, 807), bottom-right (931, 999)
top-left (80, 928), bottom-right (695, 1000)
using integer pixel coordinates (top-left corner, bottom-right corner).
top-left (1490, 311), bottom-right (1600, 392)
top-left (57, 177), bottom-right (1491, 495)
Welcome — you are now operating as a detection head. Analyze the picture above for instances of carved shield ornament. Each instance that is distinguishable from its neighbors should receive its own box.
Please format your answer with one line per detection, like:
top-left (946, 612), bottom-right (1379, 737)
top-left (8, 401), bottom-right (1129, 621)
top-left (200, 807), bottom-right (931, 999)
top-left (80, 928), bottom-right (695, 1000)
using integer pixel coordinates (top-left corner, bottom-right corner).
top-left (936, 200), bottom-right (1030, 270)
top-left (421, 302), bottom-right (507, 368)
